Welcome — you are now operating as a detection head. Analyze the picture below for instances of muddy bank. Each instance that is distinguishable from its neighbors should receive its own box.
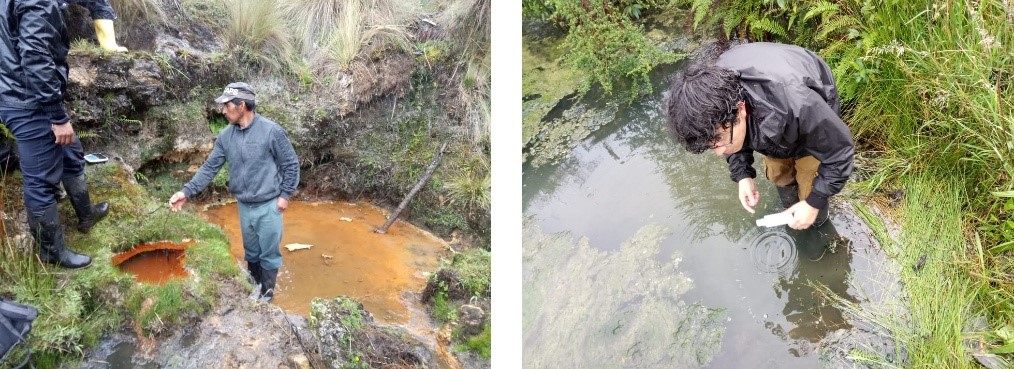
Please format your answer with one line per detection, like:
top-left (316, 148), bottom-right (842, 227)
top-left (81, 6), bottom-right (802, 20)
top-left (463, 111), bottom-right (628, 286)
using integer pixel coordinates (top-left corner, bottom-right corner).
top-left (74, 279), bottom-right (452, 369)
top-left (77, 279), bottom-right (311, 369)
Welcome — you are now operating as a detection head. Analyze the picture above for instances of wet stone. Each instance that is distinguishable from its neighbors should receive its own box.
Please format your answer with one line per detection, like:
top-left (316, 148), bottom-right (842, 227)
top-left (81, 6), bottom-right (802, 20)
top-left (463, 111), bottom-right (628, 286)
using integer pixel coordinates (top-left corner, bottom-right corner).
top-left (458, 304), bottom-right (485, 336)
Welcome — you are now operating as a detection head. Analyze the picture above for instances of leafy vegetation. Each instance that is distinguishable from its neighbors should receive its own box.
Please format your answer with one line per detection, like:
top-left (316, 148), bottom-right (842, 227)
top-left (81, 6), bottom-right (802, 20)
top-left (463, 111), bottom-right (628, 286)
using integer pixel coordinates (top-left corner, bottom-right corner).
top-left (523, 0), bottom-right (684, 95)
top-left (450, 248), bottom-right (491, 297)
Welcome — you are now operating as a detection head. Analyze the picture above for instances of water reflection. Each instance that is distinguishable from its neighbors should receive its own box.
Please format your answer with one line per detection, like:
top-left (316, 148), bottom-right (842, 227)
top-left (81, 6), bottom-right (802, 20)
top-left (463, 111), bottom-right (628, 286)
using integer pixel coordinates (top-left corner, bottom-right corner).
top-left (757, 221), bottom-right (856, 354)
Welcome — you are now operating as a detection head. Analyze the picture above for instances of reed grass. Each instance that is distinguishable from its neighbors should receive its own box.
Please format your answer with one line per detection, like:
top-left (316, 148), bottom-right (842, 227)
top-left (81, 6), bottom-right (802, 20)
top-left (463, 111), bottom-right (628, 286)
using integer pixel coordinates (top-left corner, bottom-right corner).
top-left (220, 0), bottom-right (295, 73)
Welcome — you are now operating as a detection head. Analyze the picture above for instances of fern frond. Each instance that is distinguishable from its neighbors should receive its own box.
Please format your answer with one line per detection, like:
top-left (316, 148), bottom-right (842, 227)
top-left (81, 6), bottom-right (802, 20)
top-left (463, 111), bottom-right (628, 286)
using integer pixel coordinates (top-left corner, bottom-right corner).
top-left (803, 1), bottom-right (840, 23)
top-left (817, 15), bottom-right (859, 41)
top-left (691, 0), bottom-right (715, 29)
top-left (750, 16), bottom-right (788, 38)
top-left (722, 12), bottom-right (745, 37)
top-left (820, 38), bottom-right (849, 59)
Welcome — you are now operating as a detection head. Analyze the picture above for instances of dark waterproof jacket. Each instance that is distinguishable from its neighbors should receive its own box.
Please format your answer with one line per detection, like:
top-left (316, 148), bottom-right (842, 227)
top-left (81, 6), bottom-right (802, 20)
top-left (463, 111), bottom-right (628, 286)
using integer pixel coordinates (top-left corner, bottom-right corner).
top-left (716, 42), bottom-right (854, 210)
top-left (0, 0), bottom-right (72, 124)
top-left (64, 0), bottom-right (117, 20)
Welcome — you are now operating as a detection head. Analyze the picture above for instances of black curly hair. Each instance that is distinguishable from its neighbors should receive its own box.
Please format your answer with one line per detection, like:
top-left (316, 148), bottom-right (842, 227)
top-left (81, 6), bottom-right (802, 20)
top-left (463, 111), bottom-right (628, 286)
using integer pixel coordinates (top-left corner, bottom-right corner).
top-left (663, 65), bottom-right (745, 154)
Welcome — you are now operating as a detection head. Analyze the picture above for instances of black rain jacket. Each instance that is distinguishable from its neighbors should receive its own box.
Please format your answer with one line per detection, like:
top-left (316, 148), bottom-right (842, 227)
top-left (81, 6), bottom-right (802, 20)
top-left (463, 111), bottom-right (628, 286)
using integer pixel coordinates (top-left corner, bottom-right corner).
top-left (64, 0), bottom-right (117, 20)
top-left (716, 43), bottom-right (855, 210)
top-left (0, 0), bottom-right (71, 124)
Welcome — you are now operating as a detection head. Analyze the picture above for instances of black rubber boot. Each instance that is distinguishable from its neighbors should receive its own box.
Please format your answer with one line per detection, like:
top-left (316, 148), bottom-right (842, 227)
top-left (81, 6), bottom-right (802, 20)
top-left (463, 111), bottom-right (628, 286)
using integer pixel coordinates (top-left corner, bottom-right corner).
top-left (776, 185), bottom-right (800, 209)
top-left (28, 205), bottom-right (91, 269)
top-left (260, 268), bottom-right (278, 303)
top-left (799, 231), bottom-right (827, 261)
top-left (62, 175), bottom-right (108, 233)
top-left (812, 206), bottom-right (829, 228)
top-left (247, 261), bottom-right (263, 288)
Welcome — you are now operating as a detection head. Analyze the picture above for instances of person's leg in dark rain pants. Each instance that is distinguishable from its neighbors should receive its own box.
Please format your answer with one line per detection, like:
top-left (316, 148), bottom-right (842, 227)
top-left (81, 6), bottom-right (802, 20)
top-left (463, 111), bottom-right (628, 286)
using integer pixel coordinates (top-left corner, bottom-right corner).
top-left (0, 108), bottom-right (91, 268)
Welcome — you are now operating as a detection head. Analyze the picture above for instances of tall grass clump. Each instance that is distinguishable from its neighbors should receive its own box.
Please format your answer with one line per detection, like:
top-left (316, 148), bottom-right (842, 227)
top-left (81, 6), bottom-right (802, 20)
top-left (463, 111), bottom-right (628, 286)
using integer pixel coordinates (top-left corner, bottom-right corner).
top-left (109, 0), bottom-right (168, 27)
top-left (439, 0), bottom-right (490, 146)
top-left (220, 0), bottom-right (295, 74)
top-left (445, 155), bottom-right (490, 218)
top-left (284, 0), bottom-right (413, 77)
top-left (438, 0), bottom-right (490, 59)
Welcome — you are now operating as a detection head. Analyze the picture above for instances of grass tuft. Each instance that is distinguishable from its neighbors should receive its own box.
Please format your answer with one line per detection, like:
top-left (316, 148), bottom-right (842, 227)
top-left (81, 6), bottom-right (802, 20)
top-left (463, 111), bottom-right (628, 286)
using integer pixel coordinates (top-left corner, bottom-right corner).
top-left (220, 0), bottom-right (295, 74)
top-left (110, 0), bottom-right (168, 27)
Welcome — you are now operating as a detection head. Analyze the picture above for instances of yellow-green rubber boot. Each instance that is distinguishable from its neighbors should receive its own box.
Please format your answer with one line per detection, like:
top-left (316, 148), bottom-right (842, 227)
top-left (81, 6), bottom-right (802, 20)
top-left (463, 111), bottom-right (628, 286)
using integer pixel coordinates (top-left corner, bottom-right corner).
top-left (93, 19), bottom-right (128, 52)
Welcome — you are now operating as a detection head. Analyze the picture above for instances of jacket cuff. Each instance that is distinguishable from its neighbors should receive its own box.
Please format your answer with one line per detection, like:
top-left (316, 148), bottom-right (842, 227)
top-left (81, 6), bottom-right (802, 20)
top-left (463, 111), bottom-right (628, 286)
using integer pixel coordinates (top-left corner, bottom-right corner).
top-left (49, 108), bottom-right (70, 124)
top-left (730, 172), bottom-right (754, 183)
top-left (805, 192), bottom-right (829, 210)
top-left (280, 192), bottom-right (292, 200)
top-left (181, 188), bottom-right (194, 198)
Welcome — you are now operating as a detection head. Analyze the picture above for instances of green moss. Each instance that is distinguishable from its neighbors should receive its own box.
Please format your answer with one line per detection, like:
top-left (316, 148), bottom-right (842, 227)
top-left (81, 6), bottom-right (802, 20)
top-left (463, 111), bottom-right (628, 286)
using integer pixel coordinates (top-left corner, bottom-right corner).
top-left (458, 322), bottom-right (491, 359)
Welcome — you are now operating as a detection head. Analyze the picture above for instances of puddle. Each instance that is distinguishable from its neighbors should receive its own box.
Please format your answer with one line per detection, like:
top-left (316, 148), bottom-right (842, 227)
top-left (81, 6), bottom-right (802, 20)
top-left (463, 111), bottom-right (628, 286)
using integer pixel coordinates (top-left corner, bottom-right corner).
top-left (200, 201), bottom-right (447, 324)
top-left (112, 240), bottom-right (196, 284)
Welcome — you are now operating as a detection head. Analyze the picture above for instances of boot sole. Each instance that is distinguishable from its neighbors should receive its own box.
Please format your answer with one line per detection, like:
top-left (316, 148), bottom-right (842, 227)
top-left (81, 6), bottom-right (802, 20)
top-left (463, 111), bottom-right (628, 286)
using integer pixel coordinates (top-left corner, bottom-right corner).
top-left (41, 260), bottom-right (93, 269)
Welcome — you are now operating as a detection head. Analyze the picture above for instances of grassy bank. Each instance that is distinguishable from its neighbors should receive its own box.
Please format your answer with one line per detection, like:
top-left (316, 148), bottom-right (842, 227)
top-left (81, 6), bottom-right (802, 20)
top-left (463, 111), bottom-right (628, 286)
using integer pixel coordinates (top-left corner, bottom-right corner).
top-left (849, 178), bottom-right (985, 367)
top-left (0, 164), bottom-right (238, 368)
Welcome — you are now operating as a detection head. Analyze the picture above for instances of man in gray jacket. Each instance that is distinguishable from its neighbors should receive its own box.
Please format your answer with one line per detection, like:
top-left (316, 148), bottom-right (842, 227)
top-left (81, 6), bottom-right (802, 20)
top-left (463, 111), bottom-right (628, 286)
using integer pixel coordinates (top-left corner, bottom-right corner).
top-left (664, 42), bottom-right (855, 230)
top-left (169, 82), bottom-right (300, 302)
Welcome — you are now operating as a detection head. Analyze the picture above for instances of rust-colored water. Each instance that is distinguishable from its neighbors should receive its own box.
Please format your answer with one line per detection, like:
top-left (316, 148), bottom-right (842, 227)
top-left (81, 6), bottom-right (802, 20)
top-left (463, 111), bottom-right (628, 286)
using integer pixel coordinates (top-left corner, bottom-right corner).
top-left (200, 201), bottom-right (448, 324)
top-left (113, 240), bottom-right (195, 284)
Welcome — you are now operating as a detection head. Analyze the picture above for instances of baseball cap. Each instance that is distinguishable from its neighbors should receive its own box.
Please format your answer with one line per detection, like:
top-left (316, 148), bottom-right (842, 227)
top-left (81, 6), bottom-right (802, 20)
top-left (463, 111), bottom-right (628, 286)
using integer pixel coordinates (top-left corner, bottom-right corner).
top-left (214, 82), bottom-right (256, 104)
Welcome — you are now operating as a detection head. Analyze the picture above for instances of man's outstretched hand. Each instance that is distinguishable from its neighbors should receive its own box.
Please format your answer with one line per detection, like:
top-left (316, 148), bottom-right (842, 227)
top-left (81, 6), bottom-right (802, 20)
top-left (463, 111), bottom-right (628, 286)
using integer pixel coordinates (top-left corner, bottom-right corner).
top-left (168, 192), bottom-right (187, 212)
top-left (738, 178), bottom-right (759, 213)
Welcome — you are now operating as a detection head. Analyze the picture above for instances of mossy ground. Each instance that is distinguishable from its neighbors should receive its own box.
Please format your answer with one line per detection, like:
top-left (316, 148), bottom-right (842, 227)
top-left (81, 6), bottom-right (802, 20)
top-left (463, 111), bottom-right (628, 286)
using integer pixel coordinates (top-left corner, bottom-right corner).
top-left (0, 163), bottom-right (238, 368)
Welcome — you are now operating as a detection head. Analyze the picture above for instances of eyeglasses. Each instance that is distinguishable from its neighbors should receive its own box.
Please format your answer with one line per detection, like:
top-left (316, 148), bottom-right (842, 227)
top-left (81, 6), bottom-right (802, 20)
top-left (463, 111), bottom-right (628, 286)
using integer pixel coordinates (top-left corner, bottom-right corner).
top-left (708, 125), bottom-right (734, 150)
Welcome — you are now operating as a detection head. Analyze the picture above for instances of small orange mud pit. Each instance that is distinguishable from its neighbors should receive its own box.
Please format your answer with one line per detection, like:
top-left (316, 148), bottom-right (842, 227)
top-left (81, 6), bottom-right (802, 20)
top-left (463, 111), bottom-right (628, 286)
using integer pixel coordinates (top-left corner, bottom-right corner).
top-left (112, 240), bottom-right (196, 284)
top-left (201, 201), bottom-right (448, 323)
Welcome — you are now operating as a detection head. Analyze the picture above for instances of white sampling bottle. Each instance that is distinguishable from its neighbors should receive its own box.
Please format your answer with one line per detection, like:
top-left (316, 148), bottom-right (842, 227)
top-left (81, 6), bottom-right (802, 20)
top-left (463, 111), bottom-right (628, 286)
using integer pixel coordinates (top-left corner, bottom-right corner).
top-left (756, 212), bottom-right (793, 227)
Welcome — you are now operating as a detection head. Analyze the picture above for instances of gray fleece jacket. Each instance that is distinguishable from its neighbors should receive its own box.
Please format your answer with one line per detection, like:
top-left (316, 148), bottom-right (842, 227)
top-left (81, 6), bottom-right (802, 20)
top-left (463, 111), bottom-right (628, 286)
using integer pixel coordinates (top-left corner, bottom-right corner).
top-left (182, 114), bottom-right (300, 203)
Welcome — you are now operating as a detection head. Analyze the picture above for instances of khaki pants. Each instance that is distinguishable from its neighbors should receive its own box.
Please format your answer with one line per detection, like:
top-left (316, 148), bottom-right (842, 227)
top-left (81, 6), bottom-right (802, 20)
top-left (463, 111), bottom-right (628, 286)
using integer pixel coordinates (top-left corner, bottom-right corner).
top-left (763, 156), bottom-right (820, 202)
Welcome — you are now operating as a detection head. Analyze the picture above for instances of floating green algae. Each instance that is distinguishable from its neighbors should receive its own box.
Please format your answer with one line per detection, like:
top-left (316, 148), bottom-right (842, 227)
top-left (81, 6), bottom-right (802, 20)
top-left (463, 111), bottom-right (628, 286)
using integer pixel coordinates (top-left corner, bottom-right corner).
top-left (521, 29), bottom-right (582, 148)
top-left (523, 219), bottom-right (726, 368)
top-left (524, 102), bottom-right (618, 168)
